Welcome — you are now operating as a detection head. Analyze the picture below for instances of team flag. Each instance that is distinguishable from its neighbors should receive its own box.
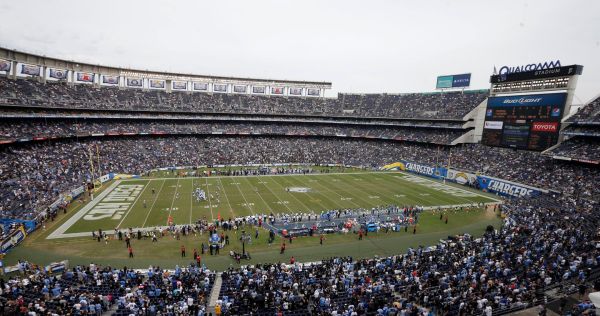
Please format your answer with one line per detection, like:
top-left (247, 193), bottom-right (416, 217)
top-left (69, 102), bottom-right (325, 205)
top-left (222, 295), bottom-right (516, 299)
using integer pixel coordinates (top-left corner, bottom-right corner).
top-left (0, 59), bottom-right (11, 72)
top-left (149, 79), bottom-right (165, 89)
top-left (233, 85), bottom-right (247, 93)
top-left (102, 75), bottom-right (119, 85)
top-left (20, 64), bottom-right (41, 76)
top-left (172, 81), bottom-right (187, 90)
top-left (127, 78), bottom-right (143, 87)
top-left (307, 88), bottom-right (320, 96)
top-left (289, 87), bottom-right (302, 95)
top-left (213, 84), bottom-right (227, 92)
top-left (49, 68), bottom-right (68, 79)
top-left (76, 72), bottom-right (95, 82)
top-left (271, 87), bottom-right (284, 95)
top-left (193, 82), bottom-right (208, 91)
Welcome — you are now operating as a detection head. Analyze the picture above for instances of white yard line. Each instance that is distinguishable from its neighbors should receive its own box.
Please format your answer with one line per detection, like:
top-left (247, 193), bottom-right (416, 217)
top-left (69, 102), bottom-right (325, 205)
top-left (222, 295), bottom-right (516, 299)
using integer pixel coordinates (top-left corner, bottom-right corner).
top-left (232, 178), bottom-right (255, 215)
top-left (142, 179), bottom-right (166, 228)
top-left (204, 177), bottom-right (215, 221)
top-left (278, 176), bottom-right (332, 211)
top-left (167, 178), bottom-right (181, 223)
top-left (47, 180), bottom-right (121, 239)
top-left (116, 183), bottom-right (150, 229)
top-left (243, 177), bottom-right (276, 213)
top-left (303, 175), bottom-right (364, 208)
top-left (189, 178), bottom-right (194, 224)
top-left (216, 177), bottom-right (235, 218)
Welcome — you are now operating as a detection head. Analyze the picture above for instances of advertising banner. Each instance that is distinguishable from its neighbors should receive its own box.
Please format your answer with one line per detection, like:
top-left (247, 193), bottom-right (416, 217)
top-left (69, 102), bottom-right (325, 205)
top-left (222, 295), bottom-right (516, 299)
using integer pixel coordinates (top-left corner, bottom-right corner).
top-left (487, 93), bottom-right (567, 108)
top-left (381, 161), bottom-right (447, 179)
top-left (436, 75), bottom-right (453, 89)
top-left (436, 73), bottom-right (471, 89)
top-left (0, 226), bottom-right (27, 254)
top-left (252, 86), bottom-right (266, 94)
top-left (484, 121), bottom-right (503, 130)
top-left (271, 87), bottom-right (284, 95)
top-left (446, 169), bottom-right (477, 185)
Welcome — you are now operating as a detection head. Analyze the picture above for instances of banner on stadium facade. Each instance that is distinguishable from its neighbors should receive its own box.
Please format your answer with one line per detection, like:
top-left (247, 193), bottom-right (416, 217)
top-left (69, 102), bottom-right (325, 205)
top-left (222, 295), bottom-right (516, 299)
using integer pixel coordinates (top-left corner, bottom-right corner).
top-left (213, 84), bottom-right (227, 92)
top-left (49, 68), bottom-right (68, 80)
top-left (20, 64), bottom-right (41, 76)
top-left (102, 75), bottom-right (119, 85)
top-left (271, 87), bottom-right (284, 95)
top-left (149, 79), bottom-right (165, 89)
top-left (289, 88), bottom-right (302, 95)
top-left (0, 225), bottom-right (27, 254)
top-left (252, 86), bottom-right (265, 94)
top-left (307, 88), bottom-right (320, 96)
top-left (172, 81), bottom-right (187, 90)
top-left (0, 59), bottom-right (11, 72)
top-left (446, 169), bottom-right (477, 185)
top-left (76, 72), bottom-right (95, 83)
top-left (381, 161), bottom-right (447, 179)
top-left (475, 175), bottom-right (546, 198)
top-left (233, 85), bottom-right (246, 93)
top-left (127, 78), bottom-right (143, 87)
top-left (193, 82), bottom-right (208, 91)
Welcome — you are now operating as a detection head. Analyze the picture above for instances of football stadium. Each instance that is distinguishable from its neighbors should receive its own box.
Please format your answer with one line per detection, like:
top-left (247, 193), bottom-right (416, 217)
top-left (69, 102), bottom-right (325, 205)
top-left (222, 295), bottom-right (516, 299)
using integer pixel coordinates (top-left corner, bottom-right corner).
top-left (1, 1), bottom-right (599, 315)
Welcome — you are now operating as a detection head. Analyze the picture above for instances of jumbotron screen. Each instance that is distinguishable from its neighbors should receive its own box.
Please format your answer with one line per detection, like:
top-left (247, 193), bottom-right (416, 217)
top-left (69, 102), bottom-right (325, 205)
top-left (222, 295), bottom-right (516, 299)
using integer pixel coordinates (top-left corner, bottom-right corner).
top-left (482, 93), bottom-right (567, 151)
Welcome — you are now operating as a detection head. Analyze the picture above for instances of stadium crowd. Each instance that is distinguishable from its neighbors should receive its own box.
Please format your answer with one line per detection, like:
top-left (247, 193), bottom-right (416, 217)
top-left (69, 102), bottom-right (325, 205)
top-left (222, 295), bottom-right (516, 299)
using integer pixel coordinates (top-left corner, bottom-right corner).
top-left (0, 262), bottom-right (215, 315)
top-left (0, 77), bottom-right (487, 119)
top-left (569, 95), bottom-right (600, 122)
top-left (0, 119), bottom-right (461, 145)
top-left (215, 193), bottom-right (600, 316)
top-left (2, 192), bottom-right (597, 315)
top-left (547, 137), bottom-right (600, 162)
top-left (1, 136), bottom-right (599, 219)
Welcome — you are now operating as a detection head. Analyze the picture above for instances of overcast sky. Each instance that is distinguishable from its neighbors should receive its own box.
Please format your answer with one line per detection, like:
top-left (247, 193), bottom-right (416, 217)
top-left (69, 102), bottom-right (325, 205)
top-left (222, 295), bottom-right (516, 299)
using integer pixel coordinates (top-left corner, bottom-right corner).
top-left (0, 0), bottom-right (599, 103)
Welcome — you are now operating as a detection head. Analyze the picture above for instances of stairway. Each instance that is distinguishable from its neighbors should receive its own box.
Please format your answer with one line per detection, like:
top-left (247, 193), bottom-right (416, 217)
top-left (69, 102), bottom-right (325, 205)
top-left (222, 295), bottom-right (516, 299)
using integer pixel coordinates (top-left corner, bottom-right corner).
top-left (207, 273), bottom-right (223, 314)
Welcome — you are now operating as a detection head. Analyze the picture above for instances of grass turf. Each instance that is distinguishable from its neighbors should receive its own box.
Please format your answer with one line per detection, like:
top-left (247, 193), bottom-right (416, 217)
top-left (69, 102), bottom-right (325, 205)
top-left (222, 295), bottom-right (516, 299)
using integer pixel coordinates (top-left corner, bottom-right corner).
top-left (3, 170), bottom-right (502, 270)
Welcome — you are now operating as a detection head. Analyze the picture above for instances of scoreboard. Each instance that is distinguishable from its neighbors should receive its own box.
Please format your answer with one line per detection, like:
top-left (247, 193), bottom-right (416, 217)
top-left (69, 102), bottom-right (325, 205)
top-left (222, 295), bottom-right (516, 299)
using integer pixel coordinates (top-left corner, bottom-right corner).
top-left (482, 93), bottom-right (567, 151)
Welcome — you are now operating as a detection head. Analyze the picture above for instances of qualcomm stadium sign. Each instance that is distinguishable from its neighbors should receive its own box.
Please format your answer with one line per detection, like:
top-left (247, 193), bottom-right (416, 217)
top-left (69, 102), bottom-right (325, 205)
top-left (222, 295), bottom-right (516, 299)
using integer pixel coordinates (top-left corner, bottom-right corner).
top-left (498, 60), bottom-right (561, 75)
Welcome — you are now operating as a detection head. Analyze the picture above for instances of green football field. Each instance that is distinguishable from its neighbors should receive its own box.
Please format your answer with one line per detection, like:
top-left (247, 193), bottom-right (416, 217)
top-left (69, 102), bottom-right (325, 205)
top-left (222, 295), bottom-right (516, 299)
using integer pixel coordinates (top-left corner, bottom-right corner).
top-left (48, 171), bottom-right (500, 239)
top-left (4, 169), bottom-right (504, 270)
